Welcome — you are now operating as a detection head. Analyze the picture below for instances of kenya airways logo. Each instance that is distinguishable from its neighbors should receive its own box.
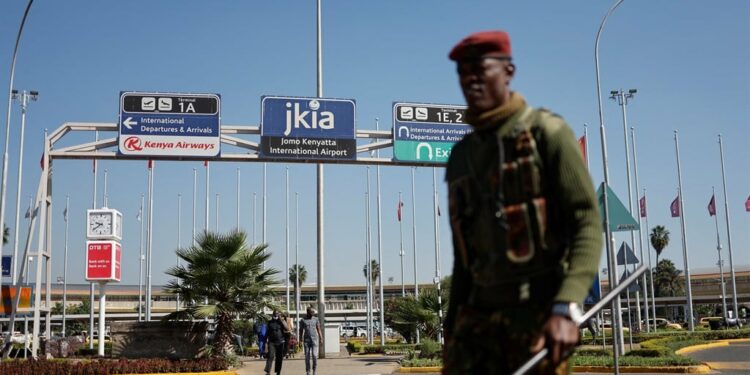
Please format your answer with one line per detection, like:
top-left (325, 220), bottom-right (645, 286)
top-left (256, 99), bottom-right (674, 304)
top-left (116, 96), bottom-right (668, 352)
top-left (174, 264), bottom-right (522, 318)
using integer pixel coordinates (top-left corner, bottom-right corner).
top-left (123, 136), bottom-right (143, 151)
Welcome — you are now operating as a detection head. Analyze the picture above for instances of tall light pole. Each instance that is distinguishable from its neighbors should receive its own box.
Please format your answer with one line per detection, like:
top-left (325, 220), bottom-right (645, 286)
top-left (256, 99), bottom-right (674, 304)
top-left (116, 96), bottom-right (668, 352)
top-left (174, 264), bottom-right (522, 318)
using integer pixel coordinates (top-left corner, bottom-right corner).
top-left (295, 192), bottom-right (300, 323)
top-left (138, 194), bottom-right (144, 321)
top-left (1, 0), bottom-right (34, 295)
top-left (285, 167), bottom-right (290, 312)
top-left (145, 161), bottom-right (154, 321)
top-left (398, 191), bottom-right (405, 297)
top-left (595, 0), bottom-right (626, 362)
top-left (631, 127), bottom-right (654, 331)
top-left (10, 90), bottom-right (37, 287)
top-left (674, 130), bottom-right (694, 331)
top-left (176, 193), bottom-right (181, 311)
top-left (718, 135), bottom-right (738, 320)
top-left (375, 118), bottom-right (385, 346)
top-left (610, 88), bottom-right (644, 332)
top-left (315, 0), bottom-right (327, 357)
top-left (411, 167), bottom-right (420, 344)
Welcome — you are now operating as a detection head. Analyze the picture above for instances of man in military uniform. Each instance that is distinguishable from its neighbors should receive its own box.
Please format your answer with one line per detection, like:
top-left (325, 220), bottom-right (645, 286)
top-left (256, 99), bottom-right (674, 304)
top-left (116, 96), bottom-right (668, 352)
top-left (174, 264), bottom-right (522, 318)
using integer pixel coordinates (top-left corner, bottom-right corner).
top-left (443, 30), bottom-right (602, 374)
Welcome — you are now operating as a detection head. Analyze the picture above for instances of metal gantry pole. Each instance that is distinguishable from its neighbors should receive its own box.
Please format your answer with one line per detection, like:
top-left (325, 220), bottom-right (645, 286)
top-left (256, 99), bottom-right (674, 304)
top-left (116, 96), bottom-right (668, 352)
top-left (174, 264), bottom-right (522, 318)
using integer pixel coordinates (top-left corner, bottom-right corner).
top-left (145, 161), bottom-right (154, 321)
top-left (89, 131), bottom-right (99, 349)
top-left (315, 0), bottom-right (327, 356)
top-left (711, 186), bottom-right (728, 319)
top-left (138, 194), bottom-right (144, 321)
top-left (237, 168), bottom-right (241, 230)
top-left (285, 167), bottom-right (290, 312)
top-left (674, 130), bottom-right (694, 331)
top-left (375, 119), bottom-right (385, 346)
top-left (176, 193), bottom-right (181, 311)
top-left (205, 162), bottom-right (210, 232)
top-left (411, 167), bottom-right (420, 344)
top-left (192, 169), bottom-right (196, 246)
top-left (594, 0), bottom-right (626, 363)
top-left (365, 170), bottom-right (373, 344)
top-left (630, 127), bottom-right (650, 332)
top-left (611, 89), bottom-right (643, 332)
top-left (718, 135), bottom-right (738, 320)
top-left (1, 0), bottom-right (34, 295)
top-left (62, 195), bottom-right (69, 336)
top-left (399, 191), bottom-right (405, 297)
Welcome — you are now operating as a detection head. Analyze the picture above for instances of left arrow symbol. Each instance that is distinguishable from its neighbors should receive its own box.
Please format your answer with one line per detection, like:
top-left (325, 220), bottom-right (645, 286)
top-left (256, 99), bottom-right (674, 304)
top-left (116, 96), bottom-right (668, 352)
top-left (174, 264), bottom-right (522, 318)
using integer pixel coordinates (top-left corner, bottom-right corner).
top-left (123, 117), bottom-right (137, 130)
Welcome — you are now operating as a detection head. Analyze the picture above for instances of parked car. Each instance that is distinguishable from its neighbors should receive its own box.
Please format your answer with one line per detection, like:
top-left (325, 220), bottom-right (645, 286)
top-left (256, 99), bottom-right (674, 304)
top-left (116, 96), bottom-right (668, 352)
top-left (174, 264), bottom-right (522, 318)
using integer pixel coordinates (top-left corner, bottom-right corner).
top-left (699, 317), bottom-right (722, 328)
top-left (643, 318), bottom-right (682, 330)
top-left (599, 322), bottom-right (630, 334)
top-left (340, 325), bottom-right (366, 338)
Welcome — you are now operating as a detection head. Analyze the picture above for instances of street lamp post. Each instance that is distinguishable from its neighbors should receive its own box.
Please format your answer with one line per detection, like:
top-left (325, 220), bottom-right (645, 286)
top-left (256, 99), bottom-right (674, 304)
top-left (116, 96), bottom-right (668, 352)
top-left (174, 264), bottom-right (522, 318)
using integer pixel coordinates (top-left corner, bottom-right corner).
top-left (595, 0), bottom-right (627, 364)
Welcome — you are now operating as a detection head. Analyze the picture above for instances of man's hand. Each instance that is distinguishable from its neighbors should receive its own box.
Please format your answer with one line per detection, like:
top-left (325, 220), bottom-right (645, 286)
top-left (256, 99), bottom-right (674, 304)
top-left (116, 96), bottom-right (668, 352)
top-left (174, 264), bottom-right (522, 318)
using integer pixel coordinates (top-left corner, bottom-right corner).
top-left (530, 315), bottom-right (579, 365)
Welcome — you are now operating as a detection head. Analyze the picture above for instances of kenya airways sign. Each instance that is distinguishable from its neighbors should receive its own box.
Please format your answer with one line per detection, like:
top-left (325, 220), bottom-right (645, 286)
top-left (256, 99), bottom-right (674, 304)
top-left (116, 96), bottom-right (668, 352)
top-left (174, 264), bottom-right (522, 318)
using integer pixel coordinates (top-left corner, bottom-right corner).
top-left (118, 91), bottom-right (221, 158)
top-left (260, 96), bottom-right (356, 161)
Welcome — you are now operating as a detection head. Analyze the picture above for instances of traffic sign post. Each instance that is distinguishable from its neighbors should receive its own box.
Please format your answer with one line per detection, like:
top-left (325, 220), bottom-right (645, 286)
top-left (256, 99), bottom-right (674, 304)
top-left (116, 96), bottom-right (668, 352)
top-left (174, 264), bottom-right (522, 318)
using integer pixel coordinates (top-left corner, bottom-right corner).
top-left (260, 96), bottom-right (356, 161)
top-left (392, 102), bottom-right (470, 164)
top-left (118, 92), bottom-right (221, 157)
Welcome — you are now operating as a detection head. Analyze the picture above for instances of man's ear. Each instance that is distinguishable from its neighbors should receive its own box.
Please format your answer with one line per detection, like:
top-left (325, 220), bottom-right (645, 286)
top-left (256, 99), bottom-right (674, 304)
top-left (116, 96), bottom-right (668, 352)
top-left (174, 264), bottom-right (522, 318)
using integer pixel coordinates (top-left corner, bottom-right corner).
top-left (505, 62), bottom-right (516, 81)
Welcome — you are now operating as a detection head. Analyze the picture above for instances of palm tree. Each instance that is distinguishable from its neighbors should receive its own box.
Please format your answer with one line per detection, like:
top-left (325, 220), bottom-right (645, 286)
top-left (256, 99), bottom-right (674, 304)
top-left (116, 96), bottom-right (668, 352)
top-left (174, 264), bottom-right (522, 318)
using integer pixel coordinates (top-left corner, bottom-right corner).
top-left (163, 230), bottom-right (279, 357)
top-left (289, 264), bottom-right (307, 310)
top-left (363, 259), bottom-right (380, 286)
top-left (653, 259), bottom-right (683, 297)
top-left (650, 225), bottom-right (670, 265)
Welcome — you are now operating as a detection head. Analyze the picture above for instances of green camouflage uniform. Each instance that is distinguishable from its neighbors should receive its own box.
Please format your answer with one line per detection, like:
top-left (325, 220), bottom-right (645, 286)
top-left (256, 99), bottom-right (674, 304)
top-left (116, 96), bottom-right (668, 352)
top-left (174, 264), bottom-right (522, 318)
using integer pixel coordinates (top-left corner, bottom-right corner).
top-left (443, 98), bottom-right (601, 375)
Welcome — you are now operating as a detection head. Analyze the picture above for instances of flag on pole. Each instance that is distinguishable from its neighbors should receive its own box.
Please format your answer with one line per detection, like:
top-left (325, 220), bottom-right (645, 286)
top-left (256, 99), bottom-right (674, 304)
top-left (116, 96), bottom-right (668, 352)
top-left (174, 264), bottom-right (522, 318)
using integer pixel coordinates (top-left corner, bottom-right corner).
top-left (708, 194), bottom-right (716, 216)
top-left (39, 154), bottom-right (44, 170)
top-left (745, 195), bottom-right (750, 212)
top-left (437, 205), bottom-right (441, 216)
top-left (148, 160), bottom-right (153, 169)
top-left (639, 196), bottom-right (647, 218)
top-left (136, 207), bottom-right (142, 222)
top-left (93, 159), bottom-right (97, 174)
top-left (397, 200), bottom-right (404, 222)
top-left (204, 160), bottom-right (208, 167)
top-left (578, 135), bottom-right (587, 164)
top-left (63, 207), bottom-right (68, 223)
top-left (24, 206), bottom-right (31, 219)
top-left (670, 196), bottom-right (680, 217)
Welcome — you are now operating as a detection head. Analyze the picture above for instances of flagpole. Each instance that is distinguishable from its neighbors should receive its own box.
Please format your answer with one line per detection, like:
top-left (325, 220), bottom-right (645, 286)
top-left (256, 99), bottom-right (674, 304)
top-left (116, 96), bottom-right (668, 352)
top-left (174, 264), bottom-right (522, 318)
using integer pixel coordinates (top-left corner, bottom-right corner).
top-left (674, 130), bottom-right (694, 331)
top-left (375, 118), bottom-right (385, 346)
top-left (399, 191), bottom-right (405, 297)
top-left (432, 167), bottom-right (443, 344)
top-left (711, 187), bottom-right (728, 319)
top-left (103, 169), bottom-right (108, 207)
top-left (215, 194), bottom-right (219, 231)
top-left (146, 161), bottom-right (155, 321)
top-left (62, 195), bottom-right (69, 336)
top-left (295, 192), bottom-right (300, 323)
top-left (630, 127), bottom-right (649, 332)
top-left (138, 194), bottom-right (144, 321)
top-left (643, 188), bottom-right (656, 327)
top-left (285, 166), bottom-right (290, 313)
top-left (252, 192), bottom-right (257, 245)
top-left (718, 134), bottom-right (738, 320)
top-left (176, 193), bottom-right (181, 312)
top-left (263, 163), bottom-right (267, 269)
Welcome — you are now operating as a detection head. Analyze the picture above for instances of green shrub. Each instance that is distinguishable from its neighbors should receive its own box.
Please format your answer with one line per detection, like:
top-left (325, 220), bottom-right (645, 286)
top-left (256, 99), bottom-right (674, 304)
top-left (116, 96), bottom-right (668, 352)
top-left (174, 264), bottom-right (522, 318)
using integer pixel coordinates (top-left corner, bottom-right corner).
top-left (400, 357), bottom-right (443, 367)
top-left (625, 348), bottom-right (670, 357)
top-left (575, 348), bottom-right (612, 357)
top-left (346, 341), bottom-right (362, 354)
top-left (418, 339), bottom-right (441, 359)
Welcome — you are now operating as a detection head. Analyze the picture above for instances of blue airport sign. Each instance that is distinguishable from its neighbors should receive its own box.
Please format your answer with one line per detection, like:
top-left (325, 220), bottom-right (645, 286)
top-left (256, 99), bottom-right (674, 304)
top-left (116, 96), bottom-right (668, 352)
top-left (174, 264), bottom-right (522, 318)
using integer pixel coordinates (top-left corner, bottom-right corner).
top-left (392, 102), bottom-right (470, 164)
top-left (2, 256), bottom-right (10, 277)
top-left (260, 96), bottom-right (356, 160)
top-left (118, 92), bottom-right (221, 157)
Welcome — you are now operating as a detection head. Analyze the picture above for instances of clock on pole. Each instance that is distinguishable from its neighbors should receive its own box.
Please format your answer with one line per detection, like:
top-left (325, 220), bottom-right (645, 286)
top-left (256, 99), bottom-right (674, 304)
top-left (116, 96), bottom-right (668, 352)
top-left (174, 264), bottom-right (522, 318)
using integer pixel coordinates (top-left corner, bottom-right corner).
top-left (86, 208), bottom-right (123, 240)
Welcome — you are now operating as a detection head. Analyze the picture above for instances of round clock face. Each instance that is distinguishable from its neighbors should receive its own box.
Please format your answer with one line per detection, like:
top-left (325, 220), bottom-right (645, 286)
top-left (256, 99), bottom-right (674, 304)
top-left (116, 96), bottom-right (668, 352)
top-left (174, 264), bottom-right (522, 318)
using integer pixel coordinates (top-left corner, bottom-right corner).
top-left (89, 213), bottom-right (112, 236)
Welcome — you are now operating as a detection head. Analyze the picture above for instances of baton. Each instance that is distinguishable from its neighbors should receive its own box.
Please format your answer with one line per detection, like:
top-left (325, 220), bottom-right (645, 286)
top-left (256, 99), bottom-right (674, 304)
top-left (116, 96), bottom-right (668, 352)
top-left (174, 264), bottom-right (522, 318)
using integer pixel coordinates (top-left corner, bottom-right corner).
top-left (511, 264), bottom-right (647, 375)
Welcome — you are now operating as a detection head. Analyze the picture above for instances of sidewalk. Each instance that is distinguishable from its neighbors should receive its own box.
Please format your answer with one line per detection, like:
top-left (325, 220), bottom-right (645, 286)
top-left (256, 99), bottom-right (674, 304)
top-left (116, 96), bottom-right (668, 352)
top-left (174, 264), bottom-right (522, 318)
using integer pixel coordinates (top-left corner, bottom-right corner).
top-left (237, 351), bottom-right (401, 375)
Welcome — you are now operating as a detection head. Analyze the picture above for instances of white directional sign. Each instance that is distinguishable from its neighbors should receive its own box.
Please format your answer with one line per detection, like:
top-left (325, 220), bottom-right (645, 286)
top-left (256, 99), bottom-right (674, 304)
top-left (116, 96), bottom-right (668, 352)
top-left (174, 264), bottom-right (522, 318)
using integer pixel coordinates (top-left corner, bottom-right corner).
top-left (118, 92), bottom-right (221, 157)
top-left (392, 102), bottom-right (470, 163)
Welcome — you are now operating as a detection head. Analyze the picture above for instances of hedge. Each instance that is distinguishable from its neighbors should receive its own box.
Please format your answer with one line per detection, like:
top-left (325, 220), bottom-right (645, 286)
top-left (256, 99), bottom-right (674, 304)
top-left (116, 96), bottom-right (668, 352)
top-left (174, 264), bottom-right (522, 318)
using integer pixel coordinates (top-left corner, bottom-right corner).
top-left (0, 357), bottom-right (229, 375)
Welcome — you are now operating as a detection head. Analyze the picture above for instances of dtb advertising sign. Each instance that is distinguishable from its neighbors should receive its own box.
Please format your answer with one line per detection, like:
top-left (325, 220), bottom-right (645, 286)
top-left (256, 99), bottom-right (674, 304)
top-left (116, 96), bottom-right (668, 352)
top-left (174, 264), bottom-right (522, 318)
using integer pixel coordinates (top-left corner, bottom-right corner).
top-left (260, 96), bottom-right (356, 161)
top-left (85, 241), bottom-right (122, 282)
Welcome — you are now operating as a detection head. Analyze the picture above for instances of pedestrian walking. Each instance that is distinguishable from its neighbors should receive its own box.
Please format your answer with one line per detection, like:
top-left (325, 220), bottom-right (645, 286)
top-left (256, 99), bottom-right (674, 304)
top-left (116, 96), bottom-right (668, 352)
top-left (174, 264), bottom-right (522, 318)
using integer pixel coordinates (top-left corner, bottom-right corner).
top-left (254, 318), bottom-right (267, 358)
top-left (442, 30), bottom-right (602, 374)
top-left (299, 307), bottom-right (323, 375)
top-left (264, 310), bottom-right (290, 375)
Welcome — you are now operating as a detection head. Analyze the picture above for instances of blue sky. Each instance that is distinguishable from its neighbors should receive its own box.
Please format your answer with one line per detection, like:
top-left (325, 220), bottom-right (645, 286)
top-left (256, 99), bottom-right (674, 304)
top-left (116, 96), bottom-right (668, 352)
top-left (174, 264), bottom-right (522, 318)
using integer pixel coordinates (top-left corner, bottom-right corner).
top-left (0, 1), bottom-right (748, 289)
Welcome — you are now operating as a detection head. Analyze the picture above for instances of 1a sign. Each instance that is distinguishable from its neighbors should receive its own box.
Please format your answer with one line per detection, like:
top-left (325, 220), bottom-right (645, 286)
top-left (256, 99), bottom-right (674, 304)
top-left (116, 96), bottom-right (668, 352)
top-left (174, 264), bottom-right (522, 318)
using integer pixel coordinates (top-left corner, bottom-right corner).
top-left (392, 102), bottom-right (470, 163)
top-left (260, 96), bottom-right (356, 161)
top-left (118, 92), bottom-right (221, 157)
top-left (85, 241), bottom-right (121, 282)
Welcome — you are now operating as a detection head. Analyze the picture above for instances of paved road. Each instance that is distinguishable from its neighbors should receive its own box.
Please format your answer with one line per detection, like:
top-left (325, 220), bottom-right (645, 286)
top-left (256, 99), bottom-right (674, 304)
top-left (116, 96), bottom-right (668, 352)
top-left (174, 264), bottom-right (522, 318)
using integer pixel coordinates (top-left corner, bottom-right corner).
top-left (237, 355), bottom-right (401, 375)
top-left (686, 340), bottom-right (750, 375)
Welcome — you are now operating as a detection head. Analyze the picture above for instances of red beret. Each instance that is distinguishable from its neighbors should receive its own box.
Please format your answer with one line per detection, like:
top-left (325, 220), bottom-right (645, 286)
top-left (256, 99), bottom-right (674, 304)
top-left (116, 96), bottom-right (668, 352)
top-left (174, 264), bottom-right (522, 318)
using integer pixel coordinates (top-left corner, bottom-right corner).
top-left (449, 30), bottom-right (512, 61)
